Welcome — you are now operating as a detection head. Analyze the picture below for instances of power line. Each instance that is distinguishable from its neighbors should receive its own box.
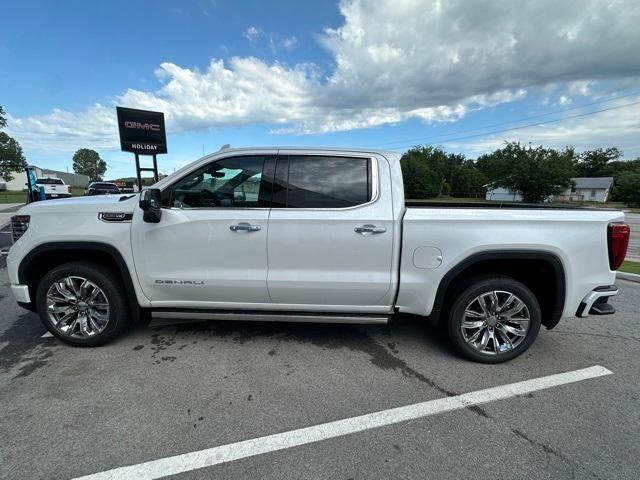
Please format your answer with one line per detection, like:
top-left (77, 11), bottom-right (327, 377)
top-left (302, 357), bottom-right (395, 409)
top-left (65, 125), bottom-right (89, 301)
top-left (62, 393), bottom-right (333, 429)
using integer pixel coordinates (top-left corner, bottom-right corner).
top-left (369, 88), bottom-right (640, 148)
top-left (382, 99), bottom-right (640, 151)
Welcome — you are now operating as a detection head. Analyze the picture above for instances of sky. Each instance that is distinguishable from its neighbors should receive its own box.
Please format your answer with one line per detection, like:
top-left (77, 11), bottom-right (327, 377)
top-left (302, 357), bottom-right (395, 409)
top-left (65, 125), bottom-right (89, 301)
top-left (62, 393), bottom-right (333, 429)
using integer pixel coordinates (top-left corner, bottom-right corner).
top-left (2, 0), bottom-right (640, 180)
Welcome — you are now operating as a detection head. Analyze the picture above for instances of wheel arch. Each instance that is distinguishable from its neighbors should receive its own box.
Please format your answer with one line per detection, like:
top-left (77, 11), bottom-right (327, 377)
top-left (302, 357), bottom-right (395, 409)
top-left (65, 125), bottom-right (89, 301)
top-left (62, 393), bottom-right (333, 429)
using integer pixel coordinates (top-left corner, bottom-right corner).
top-left (18, 242), bottom-right (140, 317)
top-left (432, 250), bottom-right (566, 329)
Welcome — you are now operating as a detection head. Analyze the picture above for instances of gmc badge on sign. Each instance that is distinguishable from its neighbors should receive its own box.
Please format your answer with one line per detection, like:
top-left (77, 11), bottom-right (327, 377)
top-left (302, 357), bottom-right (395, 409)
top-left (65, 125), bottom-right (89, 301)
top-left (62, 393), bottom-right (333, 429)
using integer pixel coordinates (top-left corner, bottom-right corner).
top-left (116, 106), bottom-right (168, 154)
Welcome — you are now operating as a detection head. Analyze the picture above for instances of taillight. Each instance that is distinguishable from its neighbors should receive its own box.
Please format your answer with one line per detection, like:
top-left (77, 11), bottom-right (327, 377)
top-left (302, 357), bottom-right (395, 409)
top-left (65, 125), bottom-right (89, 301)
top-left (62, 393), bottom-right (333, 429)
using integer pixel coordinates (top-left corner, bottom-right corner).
top-left (608, 222), bottom-right (630, 270)
top-left (11, 215), bottom-right (30, 243)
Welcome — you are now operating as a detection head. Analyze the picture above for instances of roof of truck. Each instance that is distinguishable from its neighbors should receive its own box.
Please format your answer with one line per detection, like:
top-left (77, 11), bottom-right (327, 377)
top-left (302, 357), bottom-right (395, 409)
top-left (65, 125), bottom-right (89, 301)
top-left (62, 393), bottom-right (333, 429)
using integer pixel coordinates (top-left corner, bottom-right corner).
top-left (216, 145), bottom-right (400, 157)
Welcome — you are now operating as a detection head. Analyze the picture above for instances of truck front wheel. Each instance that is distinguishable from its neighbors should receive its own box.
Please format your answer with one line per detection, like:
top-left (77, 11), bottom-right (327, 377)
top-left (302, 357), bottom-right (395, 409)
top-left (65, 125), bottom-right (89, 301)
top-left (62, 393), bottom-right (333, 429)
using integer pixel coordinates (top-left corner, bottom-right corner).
top-left (35, 262), bottom-right (129, 347)
top-left (447, 275), bottom-right (541, 363)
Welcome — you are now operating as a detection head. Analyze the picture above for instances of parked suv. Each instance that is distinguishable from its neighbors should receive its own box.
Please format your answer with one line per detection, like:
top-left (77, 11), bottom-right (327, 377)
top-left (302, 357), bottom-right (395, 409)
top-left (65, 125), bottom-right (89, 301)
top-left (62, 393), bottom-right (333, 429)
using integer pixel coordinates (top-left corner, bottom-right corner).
top-left (85, 182), bottom-right (121, 196)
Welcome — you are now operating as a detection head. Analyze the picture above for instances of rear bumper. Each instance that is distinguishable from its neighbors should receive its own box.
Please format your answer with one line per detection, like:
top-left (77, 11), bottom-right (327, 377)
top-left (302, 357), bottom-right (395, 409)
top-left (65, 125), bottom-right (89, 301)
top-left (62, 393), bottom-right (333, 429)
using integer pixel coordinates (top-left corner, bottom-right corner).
top-left (45, 194), bottom-right (72, 199)
top-left (576, 285), bottom-right (618, 317)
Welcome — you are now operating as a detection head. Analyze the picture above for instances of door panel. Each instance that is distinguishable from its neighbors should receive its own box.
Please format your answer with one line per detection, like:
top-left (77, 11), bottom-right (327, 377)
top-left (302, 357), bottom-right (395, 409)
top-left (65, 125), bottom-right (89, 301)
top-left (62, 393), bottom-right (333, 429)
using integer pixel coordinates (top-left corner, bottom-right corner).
top-left (132, 208), bottom-right (270, 304)
top-left (131, 154), bottom-right (272, 305)
top-left (267, 155), bottom-right (395, 307)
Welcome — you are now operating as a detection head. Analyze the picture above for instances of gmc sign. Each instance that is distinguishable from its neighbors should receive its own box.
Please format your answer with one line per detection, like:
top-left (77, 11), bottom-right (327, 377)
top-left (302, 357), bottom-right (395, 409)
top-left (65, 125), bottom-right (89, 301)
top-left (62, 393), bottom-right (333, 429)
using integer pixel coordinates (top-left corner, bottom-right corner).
top-left (116, 106), bottom-right (167, 154)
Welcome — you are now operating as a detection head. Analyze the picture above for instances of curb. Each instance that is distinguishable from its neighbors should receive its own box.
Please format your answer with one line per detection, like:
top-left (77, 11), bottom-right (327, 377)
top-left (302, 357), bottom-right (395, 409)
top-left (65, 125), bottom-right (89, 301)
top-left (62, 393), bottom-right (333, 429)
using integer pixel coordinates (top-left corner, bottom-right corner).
top-left (617, 271), bottom-right (640, 283)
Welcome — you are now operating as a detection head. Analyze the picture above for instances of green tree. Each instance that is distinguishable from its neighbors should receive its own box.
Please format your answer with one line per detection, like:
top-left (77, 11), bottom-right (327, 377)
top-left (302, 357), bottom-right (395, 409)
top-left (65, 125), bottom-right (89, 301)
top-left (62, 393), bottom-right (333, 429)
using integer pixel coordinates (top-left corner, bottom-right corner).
top-left (400, 146), bottom-right (471, 198)
top-left (401, 148), bottom-right (443, 198)
top-left (575, 147), bottom-right (621, 177)
top-left (0, 105), bottom-right (28, 182)
top-left (449, 162), bottom-right (487, 197)
top-left (72, 148), bottom-right (107, 181)
top-left (0, 133), bottom-right (28, 182)
top-left (614, 171), bottom-right (640, 207)
top-left (477, 142), bottom-right (576, 203)
top-left (475, 150), bottom-right (512, 184)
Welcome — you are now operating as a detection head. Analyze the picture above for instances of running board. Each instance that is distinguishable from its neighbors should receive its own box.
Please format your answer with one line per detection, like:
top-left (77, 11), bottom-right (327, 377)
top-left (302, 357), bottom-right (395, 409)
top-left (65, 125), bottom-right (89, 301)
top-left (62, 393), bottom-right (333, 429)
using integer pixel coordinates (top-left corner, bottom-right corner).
top-left (151, 310), bottom-right (390, 325)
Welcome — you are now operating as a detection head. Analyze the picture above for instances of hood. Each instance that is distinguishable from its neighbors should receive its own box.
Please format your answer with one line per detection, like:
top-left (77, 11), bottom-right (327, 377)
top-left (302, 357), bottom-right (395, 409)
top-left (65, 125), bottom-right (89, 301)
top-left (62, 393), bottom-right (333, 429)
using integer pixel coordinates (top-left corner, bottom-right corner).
top-left (18, 194), bottom-right (139, 215)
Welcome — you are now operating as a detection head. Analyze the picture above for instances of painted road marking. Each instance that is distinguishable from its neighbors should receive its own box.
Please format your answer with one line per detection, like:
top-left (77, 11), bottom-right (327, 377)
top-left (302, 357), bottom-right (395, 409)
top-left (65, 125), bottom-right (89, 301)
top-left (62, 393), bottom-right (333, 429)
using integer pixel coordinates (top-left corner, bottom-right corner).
top-left (41, 332), bottom-right (53, 338)
top-left (73, 365), bottom-right (612, 480)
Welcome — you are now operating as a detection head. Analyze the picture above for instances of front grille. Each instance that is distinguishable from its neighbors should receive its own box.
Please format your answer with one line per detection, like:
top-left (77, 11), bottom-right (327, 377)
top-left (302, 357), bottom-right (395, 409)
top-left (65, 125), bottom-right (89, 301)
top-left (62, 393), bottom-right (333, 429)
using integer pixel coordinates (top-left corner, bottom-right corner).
top-left (11, 215), bottom-right (30, 243)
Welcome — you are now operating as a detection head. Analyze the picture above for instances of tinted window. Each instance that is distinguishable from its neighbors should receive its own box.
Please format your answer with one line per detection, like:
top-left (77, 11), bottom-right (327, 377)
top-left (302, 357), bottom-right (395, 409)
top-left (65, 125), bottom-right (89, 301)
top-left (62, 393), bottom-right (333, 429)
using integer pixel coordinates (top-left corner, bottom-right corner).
top-left (38, 178), bottom-right (64, 185)
top-left (277, 156), bottom-right (371, 208)
top-left (170, 155), bottom-right (266, 208)
top-left (94, 183), bottom-right (119, 191)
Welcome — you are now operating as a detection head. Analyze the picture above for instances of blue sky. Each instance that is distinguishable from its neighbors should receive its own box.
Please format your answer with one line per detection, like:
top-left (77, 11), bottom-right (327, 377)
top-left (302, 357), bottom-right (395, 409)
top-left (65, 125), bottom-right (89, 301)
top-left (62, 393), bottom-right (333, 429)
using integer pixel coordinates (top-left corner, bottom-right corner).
top-left (3, 0), bottom-right (640, 180)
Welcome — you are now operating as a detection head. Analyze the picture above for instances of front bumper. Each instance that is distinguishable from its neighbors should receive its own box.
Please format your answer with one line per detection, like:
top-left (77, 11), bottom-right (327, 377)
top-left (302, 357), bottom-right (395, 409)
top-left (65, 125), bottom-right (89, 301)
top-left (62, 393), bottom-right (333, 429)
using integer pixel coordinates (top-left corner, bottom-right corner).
top-left (11, 284), bottom-right (31, 304)
top-left (576, 285), bottom-right (618, 317)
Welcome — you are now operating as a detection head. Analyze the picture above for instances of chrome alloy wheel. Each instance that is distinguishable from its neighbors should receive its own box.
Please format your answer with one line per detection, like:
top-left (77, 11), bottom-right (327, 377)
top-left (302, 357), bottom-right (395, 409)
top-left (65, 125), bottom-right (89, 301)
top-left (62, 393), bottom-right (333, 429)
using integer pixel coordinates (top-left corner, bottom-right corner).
top-left (460, 290), bottom-right (531, 355)
top-left (45, 276), bottom-right (110, 338)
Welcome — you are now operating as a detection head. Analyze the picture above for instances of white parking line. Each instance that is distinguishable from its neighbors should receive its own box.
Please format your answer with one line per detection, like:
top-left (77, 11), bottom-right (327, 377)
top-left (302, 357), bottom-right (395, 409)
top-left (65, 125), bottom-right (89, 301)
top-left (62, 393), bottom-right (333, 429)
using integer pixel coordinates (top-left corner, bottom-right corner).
top-left (41, 332), bottom-right (53, 338)
top-left (73, 365), bottom-right (612, 480)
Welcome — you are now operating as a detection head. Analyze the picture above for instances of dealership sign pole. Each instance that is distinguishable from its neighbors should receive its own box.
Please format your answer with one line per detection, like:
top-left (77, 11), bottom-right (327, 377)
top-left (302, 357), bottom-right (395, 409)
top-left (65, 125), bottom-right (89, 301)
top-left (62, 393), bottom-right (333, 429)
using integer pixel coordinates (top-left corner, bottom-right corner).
top-left (116, 107), bottom-right (168, 191)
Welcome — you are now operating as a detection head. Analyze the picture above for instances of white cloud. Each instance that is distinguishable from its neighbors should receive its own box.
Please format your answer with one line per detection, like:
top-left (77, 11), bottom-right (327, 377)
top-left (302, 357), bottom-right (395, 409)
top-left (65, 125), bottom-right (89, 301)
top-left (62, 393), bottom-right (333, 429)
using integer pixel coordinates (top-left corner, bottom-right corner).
top-left (244, 26), bottom-right (261, 42)
top-left (7, 104), bottom-right (118, 153)
top-left (559, 95), bottom-right (571, 106)
top-left (282, 36), bottom-right (298, 50)
top-left (444, 99), bottom-right (640, 157)
top-left (7, 0), bottom-right (640, 153)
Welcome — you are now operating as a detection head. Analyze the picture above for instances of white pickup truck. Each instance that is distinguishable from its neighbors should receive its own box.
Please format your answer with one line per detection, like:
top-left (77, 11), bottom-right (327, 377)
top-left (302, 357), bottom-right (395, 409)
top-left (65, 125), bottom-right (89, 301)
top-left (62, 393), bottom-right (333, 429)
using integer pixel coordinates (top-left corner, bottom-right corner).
top-left (6, 147), bottom-right (631, 362)
top-left (36, 177), bottom-right (72, 199)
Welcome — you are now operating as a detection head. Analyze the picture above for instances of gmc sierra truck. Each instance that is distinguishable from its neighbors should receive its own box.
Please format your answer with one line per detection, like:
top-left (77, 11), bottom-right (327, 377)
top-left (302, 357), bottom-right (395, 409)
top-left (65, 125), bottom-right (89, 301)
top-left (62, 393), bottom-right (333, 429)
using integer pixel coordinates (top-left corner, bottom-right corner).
top-left (6, 147), bottom-right (631, 362)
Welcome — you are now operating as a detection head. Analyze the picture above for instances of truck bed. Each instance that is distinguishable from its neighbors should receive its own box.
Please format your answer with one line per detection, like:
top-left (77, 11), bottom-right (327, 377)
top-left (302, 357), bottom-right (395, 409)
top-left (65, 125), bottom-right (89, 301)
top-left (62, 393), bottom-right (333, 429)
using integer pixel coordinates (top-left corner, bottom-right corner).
top-left (397, 204), bottom-right (623, 320)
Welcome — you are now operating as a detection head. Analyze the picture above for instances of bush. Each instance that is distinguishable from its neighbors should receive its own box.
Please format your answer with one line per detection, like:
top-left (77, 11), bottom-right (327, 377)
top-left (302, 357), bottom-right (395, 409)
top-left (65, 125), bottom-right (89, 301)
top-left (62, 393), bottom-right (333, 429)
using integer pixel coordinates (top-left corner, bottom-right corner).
top-left (615, 171), bottom-right (640, 207)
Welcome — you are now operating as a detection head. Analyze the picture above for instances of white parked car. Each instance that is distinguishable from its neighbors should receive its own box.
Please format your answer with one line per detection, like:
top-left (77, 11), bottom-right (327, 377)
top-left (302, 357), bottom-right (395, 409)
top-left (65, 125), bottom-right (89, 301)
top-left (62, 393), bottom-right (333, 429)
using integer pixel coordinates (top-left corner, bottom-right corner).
top-left (36, 177), bottom-right (72, 199)
top-left (6, 147), bottom-right (630, 362)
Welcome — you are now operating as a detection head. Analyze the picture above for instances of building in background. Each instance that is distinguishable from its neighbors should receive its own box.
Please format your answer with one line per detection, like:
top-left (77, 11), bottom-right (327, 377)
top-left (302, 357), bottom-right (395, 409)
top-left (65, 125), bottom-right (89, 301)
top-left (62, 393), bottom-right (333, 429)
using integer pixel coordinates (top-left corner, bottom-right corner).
top-left (558, 177), bottom-right (614, 203)
top-left (485, 186), bottom-right (523, 202)
top-left (0, 167), bottom-right (90, 190)
top-left (485, 177), bottom-right (615, 203)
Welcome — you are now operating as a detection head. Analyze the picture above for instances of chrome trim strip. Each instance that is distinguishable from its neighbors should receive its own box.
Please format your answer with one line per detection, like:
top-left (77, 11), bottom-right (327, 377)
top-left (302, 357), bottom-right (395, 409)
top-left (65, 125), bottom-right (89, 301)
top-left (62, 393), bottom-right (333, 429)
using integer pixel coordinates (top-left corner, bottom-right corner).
top-left (152, 311), bottom-right (389, 324)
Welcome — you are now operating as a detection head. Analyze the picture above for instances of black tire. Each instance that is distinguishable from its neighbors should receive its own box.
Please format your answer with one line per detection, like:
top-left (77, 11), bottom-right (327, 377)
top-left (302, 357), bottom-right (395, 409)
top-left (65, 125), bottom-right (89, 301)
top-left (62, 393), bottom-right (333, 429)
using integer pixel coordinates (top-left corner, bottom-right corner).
top-left (447, 275), bottom-right (541, 363)
top-left (35, 262), bottom-right (130, 347)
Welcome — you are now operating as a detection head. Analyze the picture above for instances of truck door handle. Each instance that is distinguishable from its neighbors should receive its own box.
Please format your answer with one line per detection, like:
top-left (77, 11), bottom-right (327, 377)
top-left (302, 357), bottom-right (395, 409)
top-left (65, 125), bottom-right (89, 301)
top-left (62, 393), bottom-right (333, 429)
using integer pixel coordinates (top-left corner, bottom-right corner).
top-left (230, 222), bottom-right (261, 232)
top-left (354, 224), bottom-right (387, 234)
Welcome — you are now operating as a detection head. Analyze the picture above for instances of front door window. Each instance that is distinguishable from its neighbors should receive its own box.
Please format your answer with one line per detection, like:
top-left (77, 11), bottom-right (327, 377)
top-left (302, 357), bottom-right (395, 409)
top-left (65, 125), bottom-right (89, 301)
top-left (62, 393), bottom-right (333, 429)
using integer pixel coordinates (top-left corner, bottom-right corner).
top-left (170, 155), bottom-right (266, 208)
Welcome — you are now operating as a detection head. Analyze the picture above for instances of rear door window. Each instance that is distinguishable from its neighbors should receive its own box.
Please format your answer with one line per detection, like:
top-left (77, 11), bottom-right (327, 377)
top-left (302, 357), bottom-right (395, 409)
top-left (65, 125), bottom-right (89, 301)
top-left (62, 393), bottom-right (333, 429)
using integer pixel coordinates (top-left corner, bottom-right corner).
top-left (273, 155), bottom-right (371, 208)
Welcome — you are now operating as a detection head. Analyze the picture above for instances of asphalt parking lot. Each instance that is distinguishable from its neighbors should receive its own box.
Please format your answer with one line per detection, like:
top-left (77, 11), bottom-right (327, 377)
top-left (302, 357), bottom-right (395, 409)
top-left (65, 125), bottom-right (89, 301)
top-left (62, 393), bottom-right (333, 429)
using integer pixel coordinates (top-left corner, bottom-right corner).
top-left (1, 261), bottom-right (639, 480)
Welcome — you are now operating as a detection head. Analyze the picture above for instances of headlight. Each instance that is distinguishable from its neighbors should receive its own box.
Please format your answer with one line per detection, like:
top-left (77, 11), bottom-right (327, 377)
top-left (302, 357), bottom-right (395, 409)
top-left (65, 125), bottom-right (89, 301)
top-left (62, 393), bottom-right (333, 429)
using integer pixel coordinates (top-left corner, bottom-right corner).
top-left (11, 215), bottom-right (30, 243)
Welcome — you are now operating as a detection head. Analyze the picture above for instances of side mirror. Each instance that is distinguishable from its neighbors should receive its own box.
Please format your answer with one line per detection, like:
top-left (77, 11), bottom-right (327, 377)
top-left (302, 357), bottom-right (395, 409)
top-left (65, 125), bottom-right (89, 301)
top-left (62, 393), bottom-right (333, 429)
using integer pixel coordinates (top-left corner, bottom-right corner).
top-left (139, 188), bottom-right (162, 223)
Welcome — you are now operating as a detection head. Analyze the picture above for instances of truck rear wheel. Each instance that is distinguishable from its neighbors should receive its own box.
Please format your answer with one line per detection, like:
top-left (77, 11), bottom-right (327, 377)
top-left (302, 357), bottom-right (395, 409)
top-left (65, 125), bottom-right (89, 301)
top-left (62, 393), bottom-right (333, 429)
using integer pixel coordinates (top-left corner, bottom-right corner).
top-left (35, 262), bottom-right (129, 347)
top-left (447, 275), bottom-right (541, 363)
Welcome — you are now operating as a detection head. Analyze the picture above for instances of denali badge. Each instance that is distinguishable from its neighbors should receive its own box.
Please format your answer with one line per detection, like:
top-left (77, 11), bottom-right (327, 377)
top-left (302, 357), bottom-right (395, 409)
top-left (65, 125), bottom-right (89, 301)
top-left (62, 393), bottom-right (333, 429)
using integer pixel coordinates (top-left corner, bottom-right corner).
top-left (155, 280), bottom-right (205, 285)
top-left (98, 212), bottom-right (133, 222)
